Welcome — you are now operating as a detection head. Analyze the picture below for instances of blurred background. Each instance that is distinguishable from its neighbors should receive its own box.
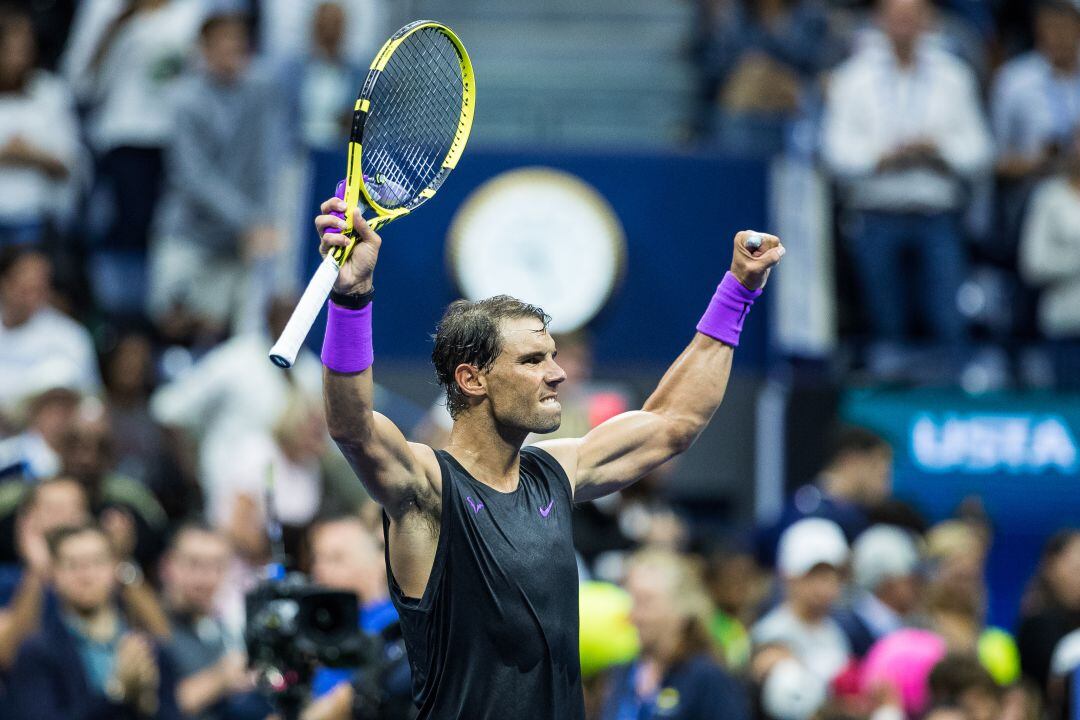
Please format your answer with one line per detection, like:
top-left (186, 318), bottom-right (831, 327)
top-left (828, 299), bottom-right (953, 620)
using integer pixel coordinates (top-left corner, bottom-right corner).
top-left (0, 0), bottom-right (1078, 719)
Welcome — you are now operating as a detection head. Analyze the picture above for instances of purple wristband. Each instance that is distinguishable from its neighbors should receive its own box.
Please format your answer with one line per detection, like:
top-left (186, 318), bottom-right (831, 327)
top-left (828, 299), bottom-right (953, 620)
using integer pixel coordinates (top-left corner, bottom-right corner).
top-left (696, 272), bottom-right (763, 347)
top-left (321, 301), bottom-right (374, 373)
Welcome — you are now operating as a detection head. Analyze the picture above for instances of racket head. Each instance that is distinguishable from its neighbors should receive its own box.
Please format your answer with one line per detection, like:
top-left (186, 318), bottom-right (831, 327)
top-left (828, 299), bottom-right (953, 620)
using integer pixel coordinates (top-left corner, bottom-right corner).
top-left (336, 20), bottom-right (474, 254)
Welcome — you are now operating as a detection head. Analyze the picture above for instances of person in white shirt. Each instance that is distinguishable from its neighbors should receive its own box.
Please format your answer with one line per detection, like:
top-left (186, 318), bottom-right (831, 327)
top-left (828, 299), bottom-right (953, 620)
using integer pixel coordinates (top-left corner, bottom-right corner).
top-left (1019, 128), bottom-right (1080, 340)
top-left (0, 6), bottom-right (79, 246)
top-left (992, 0), bottom-right (1080, 257)
top-left (993, 0), bottom-right (1080, 182)
top-left (0, 248), bottom-right (101, 417)
top-left (752, 518), bottom-right (853, 683)
top-left (821, 0), bottom-right (993, 355)
top-left (148, 296), bottom-right (323, 505)
top-left (61, 0), bottom-right (205, 313)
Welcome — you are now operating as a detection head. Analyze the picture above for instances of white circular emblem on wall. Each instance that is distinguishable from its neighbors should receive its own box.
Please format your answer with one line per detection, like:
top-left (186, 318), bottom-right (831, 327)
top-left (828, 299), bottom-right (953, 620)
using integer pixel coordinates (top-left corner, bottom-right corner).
top-left (447, 167), bottom-right (626, 334)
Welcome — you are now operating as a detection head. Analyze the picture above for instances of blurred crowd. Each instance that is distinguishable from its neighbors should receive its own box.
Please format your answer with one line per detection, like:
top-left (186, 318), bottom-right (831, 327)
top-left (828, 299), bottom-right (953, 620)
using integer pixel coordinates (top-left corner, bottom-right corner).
top-left (694, 0), bottom-right (1080, 388)
top-left (0, 0), bottom-right (1077, 720)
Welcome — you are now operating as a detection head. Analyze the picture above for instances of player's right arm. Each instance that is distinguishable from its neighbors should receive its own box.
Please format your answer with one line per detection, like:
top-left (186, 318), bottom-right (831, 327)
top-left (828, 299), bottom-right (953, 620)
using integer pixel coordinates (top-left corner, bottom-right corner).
top-left (316, 198), bottom-right (440, 519)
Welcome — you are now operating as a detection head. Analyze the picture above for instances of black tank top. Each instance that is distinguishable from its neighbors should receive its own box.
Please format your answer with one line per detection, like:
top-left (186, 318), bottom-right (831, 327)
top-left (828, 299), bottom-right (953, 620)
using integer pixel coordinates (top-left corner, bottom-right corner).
top-left (383, 446), bottom-right (585, 720)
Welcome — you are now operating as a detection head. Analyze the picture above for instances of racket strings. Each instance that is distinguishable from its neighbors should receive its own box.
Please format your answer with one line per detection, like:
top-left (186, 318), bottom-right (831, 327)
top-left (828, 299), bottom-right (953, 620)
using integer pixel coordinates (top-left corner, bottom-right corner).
top-left (363, 27), bottom-right (463, 209)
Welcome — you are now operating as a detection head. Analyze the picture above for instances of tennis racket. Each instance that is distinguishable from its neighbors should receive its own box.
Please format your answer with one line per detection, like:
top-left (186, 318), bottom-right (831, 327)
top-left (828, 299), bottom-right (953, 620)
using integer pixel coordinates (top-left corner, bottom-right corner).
top-left (269, 20), bottom-right (475, 368)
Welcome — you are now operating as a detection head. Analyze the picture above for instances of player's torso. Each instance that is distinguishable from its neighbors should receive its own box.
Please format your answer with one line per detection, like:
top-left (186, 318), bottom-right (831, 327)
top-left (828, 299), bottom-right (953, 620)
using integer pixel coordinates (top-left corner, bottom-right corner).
top-left (388, 447), bottom-right (584, 720)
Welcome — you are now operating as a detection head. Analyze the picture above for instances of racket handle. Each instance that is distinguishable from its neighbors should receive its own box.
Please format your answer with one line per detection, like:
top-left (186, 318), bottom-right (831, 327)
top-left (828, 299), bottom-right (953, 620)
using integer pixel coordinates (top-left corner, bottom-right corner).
top-left (268, 253), bottom-right (341, 368)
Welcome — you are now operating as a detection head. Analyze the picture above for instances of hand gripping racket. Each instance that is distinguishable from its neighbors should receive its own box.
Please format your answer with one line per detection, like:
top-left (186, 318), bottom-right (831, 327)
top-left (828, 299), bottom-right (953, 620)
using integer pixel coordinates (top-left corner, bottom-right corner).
top-left (269, 20), bottom-right (475, 368)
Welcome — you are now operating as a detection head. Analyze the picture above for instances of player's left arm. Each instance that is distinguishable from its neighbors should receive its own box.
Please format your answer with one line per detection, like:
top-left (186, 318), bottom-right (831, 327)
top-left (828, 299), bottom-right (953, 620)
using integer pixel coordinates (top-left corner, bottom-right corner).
top-left (535, 231), bottom-right (784, 502)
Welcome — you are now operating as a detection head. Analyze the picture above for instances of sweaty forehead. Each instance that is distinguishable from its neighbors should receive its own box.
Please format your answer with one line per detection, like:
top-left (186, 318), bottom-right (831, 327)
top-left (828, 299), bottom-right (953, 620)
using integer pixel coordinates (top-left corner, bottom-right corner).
top-left (498, 316), bottom-right (551, 348)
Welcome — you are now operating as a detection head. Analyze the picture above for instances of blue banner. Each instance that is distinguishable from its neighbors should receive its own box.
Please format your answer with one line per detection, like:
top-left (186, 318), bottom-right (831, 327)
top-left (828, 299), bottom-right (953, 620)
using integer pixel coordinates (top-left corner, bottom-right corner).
top-left (842, 388), bottom-right (1080, 629)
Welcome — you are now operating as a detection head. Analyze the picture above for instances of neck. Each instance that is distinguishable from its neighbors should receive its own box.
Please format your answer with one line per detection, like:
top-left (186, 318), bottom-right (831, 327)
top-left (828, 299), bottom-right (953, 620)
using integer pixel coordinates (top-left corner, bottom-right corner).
top-left (1048, 52), bottom-right (1079, 75)
top-left (788, 599), bottom-right (825, 625)
top-left (892, 41), bottom-right (917, 68)
top-left (819, 470), bottom-right (855, 500)
top-left (446, 413), bottom-right (527, 491)
top-left (67, 603), bottom-right (119, 642)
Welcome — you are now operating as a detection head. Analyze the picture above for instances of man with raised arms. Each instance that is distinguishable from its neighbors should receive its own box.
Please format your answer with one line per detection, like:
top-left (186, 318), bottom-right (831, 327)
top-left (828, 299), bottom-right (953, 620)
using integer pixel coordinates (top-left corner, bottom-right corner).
top-left (314, 195), bottom-right (784, 719)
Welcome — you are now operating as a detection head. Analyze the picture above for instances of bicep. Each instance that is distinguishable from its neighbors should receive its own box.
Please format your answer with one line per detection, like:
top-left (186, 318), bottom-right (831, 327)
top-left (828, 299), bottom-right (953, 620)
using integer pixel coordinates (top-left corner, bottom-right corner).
top-left (535, 410), bottom-right (682, 502)
top-left (333, 412), bottom-right (439, 515)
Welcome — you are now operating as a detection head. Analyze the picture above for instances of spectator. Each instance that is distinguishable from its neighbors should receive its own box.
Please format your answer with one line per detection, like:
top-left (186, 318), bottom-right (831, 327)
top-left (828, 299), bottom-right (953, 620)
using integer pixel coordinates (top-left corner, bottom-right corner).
top-left (0, 4), bottom-right (79, 247)
top-left (211, 392), bottom-right (328, 565)
top-left (159, 522), bottom-right (264, 720)
top-left (706, 548), bottom-right (762, 671)
top-left (9, 522), bottom-right (182, 719)
top-left (928, 654), bottom-right (1004, 720)
top-left (836, 524), bottom-right (923, 657)
top-left (282, 2), bottom-right (365, 151)
top-left (993, 0), bottom-right (1080, 184)
top-left (101, 331), bottom-right (195, 520)
top-left (306, 513), bottom-right (412, 720)
top-left (0, 247), bottom-right (101, 416)
top-left (1017, 529), bottom-right (1080, 693)
top-left (750, 642), bottom-right (828, 720)
top-left (61, 0), bottom-right (205, 313)
top-left (759, 426), bottom-right (892, 564)
top-left (0, 385), bottom-right (81, 483)
top-left (752, 518), bottom-right (852, 683)
top-left (59, 400), bottom-right (170, 570)
top-left (0, 476), bottom-right (90, 670)
top-left (598, 548), bottom-right (750, 720)
top-left (699, 0), bottom-right (837, 156)
top-left (821, 0), bottom-right (993, 362)
top-left (151, 297), bottom-right (322, 518)
top-left (1019, 128), bottom-right (1080, 340)
top-left (148, 10), bottom-right (284, 338)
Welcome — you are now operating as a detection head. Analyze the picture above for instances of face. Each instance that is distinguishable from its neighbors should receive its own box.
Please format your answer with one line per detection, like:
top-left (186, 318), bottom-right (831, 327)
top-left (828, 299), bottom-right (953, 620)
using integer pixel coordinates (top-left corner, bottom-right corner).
top-left (0, 253), bottom-right (50, 327)
top-left (479, 317), bottom-right (567, 434)
top-left (855, 447), bottom-right (893, 505)
top-left (60, 415), bottom-right (112, 485)
top-left (311, 520), bottom-right (383, 602)
top-left (106, 335), bottom-right (152, 397)
top-left (0, 16), bottom-right (34, 85)
top-left (879, 0), bottom-right (928, 50)
top-left (1048, 535), bottom-right (1080, 609)
top-left (52, 531), bottom-right (116, 613)
top-left (313, 3), bottom-right (345, 52)
top-left (787, 564), bottom-right (843, 620)
top-left (626, 563), bottom-right (682, 657)
top-left (1036, 6), bottom-right (1080, 67)
top-left (162, 529), bottom-right (231, 615)
top-left (202, 20), bottom-right (249, 81)
top-left (877, 574), bottom-right (921, 615)
top-left (34, 480), bottom-right (90, 534)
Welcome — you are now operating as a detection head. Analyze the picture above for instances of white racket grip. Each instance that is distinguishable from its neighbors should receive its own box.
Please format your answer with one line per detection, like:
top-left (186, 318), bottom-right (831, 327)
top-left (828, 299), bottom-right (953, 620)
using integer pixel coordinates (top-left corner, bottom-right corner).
top-left (268, 254), bottom-right (342, 368)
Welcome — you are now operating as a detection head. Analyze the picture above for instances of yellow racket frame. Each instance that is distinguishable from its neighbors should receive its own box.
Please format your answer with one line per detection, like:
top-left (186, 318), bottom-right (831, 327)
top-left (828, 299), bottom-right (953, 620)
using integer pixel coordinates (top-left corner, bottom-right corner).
top-left (333, 20), bottom-right (475, 266)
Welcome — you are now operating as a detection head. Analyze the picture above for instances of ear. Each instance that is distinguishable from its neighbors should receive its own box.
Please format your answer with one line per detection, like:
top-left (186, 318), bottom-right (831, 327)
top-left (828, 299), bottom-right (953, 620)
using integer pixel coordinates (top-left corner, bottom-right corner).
top-left (454, 363), bottom-right (487, 401)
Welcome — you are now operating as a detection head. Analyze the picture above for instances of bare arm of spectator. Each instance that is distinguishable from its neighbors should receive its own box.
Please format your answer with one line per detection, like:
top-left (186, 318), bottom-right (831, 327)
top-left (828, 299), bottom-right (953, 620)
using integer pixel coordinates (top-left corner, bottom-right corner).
top-left (0, 511), bottom-right (52, 668)
top-left (225, 493), bottom-right (269, 562)
top-left (1019, 183), bottom-right (1080, 285)
top-left (302, 683), bottom-right (354, 720)
top-left (0, 136), bottom-right (70, 178)
top-left (176, 650), bottom-right (252, 716)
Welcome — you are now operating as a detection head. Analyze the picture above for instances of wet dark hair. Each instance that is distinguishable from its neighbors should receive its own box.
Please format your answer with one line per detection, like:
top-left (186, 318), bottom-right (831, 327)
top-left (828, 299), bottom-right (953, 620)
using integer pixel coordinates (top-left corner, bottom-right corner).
top-left (431, 295), bottom-right (550, 419)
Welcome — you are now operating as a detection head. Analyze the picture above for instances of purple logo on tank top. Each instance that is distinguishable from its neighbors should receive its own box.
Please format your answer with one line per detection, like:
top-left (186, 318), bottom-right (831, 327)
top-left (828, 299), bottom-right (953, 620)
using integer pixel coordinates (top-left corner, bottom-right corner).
top-left (539, 499), bottom-right (555, 518)
top-left (466, 496), bottom-right (484, 513)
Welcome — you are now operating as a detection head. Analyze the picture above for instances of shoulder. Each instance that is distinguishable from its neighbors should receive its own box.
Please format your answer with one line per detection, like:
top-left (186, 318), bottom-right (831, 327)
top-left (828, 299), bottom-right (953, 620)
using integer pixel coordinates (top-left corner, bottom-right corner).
top-left (996, 52), bottom-right (1044, 89)
top-left (751, 605), bottom-right (795, 642)
top-left (924, 46), bottom-right (978, 87)
top-left (521, 444), bottom-right (574, 497)
top-left (1031, 177), bottom-right (1074, 210)
top-left (102, 473), bottom-right (168, 527)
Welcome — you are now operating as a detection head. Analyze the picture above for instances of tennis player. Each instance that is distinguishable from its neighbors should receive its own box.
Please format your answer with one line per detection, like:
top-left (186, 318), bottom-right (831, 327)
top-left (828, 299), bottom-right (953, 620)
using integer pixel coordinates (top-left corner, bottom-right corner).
top-left (315, 197), bottom-right (784, 719)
